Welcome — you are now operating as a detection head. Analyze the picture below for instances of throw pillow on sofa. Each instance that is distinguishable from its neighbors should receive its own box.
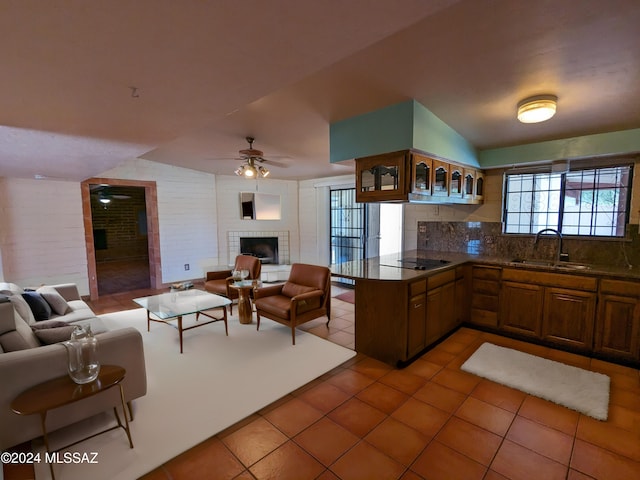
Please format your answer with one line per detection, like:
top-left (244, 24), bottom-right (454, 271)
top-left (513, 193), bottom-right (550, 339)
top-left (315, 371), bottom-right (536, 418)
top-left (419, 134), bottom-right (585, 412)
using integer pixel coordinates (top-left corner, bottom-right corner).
top-left (7, 294), bottom-right (36, 325)
top-left (31, 321), bottom-right (75, 344)
top-left (36, 286), bottom-right (70, 316)
top-left (21, 291), bottom-right (52, 321)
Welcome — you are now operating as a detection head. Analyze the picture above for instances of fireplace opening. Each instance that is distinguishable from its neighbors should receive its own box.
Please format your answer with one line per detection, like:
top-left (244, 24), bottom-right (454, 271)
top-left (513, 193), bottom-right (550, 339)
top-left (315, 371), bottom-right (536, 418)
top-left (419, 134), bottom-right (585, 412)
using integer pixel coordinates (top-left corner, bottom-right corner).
top-left (240, 237), bottom-right (279, 264)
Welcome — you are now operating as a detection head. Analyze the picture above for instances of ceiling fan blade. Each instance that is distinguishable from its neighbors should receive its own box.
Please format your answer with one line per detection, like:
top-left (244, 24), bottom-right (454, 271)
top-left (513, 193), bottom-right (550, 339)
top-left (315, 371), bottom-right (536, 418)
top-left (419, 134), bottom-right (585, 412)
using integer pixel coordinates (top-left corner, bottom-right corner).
top-left (260, 158), bottom-right (289, 168)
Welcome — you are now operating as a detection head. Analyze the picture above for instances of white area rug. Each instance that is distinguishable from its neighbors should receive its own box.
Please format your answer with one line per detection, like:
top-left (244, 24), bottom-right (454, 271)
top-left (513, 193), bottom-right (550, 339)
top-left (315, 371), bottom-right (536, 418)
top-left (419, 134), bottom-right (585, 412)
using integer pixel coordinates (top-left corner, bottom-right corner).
top-left (33, 308), bottom-right (355, 480)
top-left (461, 342), bottom-right (610, 421)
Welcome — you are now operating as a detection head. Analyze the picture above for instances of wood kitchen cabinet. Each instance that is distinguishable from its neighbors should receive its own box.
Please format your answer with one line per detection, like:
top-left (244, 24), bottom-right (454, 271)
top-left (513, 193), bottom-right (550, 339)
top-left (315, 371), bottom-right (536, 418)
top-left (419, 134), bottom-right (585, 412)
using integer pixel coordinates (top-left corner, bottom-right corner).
top-left (470, 265), bottom-right (501, 328)
top-left (500, 281), bottom-right (544, 338)
top-left (355, 149), bottom-right (484, 204)
top-left (355, 151), bottom-right (410, 202)
top-left (407, 279), bottom-right (427, 359)
top-left (595, 279), bottom-right (640, 361)
top-left (500, 268), bottom-right (597, 351)
top-left (426, 269), bottom-right (456, 344)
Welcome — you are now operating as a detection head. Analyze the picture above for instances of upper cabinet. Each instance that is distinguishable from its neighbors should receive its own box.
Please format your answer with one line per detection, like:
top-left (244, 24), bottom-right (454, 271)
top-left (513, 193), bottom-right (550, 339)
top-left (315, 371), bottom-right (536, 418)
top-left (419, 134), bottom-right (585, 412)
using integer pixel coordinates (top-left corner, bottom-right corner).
top-left (355, 151), bottom-right (410, 202)
top-left (356, 149), bottom-right (484, 204)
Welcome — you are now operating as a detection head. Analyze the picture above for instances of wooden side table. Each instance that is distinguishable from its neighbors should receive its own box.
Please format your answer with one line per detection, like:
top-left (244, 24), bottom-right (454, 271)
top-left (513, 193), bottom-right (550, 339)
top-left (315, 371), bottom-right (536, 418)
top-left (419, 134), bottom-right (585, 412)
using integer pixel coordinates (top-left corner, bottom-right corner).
top-left (10, 365), bottom-right (133, 479)
top-left (229, 280), bottom-right (259, 324)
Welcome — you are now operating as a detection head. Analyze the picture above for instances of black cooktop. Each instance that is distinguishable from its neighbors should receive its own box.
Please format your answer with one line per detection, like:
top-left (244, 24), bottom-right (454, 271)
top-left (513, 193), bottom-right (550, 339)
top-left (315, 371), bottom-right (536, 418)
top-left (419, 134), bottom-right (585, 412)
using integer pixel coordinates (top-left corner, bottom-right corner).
top-left (383, 257), bottom-right (451, 271)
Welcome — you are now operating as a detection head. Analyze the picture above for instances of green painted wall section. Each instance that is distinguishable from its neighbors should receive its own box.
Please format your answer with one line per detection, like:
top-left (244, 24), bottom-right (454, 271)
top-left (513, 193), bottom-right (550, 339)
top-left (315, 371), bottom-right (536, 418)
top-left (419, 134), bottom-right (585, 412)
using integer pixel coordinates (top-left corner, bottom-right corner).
top-left (331, 99), bottom-right (640, 168)
top-left (479, 128), bottom-right (640, 167)
top-left (330, 100), bottom-right (479, 166)
top-left (411, 101), bottom-right (479, 167)
top-left (329, 101), bottom-right (414, 163)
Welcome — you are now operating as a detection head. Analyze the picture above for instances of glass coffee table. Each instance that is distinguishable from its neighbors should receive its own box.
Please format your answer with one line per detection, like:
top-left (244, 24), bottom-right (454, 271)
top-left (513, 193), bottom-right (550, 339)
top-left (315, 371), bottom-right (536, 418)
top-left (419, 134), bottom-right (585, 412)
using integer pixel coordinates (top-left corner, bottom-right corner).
top-left (133, 290), bottom-right (231, 353)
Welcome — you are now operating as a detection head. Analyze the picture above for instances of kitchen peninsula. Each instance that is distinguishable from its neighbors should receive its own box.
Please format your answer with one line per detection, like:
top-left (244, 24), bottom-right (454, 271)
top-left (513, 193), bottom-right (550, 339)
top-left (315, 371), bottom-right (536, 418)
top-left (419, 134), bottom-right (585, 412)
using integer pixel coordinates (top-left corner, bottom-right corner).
top-left (331, 252), bottom-right (640, 367)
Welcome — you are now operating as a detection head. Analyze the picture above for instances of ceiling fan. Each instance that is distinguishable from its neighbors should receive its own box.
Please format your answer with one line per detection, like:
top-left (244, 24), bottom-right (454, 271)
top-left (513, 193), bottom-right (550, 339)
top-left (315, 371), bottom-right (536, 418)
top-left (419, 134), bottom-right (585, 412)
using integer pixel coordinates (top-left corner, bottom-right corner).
top-left (89, 185), bottom-right (132, 204)
top-left (232, 137), bottom-right (288, 178)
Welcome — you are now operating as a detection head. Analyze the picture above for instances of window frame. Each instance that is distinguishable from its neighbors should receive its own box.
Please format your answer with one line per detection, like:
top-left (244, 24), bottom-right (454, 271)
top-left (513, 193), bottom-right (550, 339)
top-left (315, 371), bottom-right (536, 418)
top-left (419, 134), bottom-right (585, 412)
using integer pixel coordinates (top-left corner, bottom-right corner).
top-left (502, 162), bottom-right (634, 238)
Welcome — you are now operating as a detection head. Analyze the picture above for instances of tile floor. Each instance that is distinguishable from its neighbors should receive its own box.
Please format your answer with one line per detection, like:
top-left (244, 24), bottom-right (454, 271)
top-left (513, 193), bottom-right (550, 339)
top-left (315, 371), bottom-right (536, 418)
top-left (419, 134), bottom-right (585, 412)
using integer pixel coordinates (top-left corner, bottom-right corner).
top-left (5, 285), bottom-right (640, 480)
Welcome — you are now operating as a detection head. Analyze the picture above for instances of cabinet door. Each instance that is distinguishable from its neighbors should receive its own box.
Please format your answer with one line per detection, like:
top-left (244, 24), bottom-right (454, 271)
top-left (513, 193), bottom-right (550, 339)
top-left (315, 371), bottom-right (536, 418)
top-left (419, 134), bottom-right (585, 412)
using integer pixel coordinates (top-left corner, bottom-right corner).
top-left (463, 169), bottom-right (475, 200)
top-left (355, 151), bottom-right (409, 202)
top-left (426, 287), bottom-right (443, 345)
top-left (432, 159), bottom-right (449, 196)
top-left (408, 293), bottom-right (427, 358)
top-left (595, 294), bottom-right (640, 360)
top-left (500, 282), bottom-right (543, 337)
top-left (474, 170), bottom-right (485, 201)
top-left (440, 281), bottom-right (456, 335)
top-left (411, 154), bottom-right (432, 195)
top-left (454, 273), bottom-right (469, 325)
top-left (542, 288), bottom-right (595, 350)
top-left (450, 165), bottom-right (463, 198)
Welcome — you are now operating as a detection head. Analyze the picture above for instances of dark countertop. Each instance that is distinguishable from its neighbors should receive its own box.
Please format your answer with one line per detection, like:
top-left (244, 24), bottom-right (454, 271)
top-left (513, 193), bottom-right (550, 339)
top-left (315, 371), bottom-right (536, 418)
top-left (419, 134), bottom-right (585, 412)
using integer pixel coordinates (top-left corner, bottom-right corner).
top-left (330, 250), bottom-right (640, 282)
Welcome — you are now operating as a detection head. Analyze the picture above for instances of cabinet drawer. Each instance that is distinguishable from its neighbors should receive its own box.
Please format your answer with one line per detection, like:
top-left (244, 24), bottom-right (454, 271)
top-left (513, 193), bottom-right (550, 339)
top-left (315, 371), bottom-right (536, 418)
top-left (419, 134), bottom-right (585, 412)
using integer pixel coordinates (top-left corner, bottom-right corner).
top-left (470, 308), bottom-right (498, 327)
top-left (472, 279), bottom-right (500, 296)
top-left (502, 268), bottom-right (597, 291)
top-left (428, 270), bottom-right (455, 289)
top-left (472, 293), bottom-right (499, 312)
top-left (410, 279), bottom-right (427, 297)
top-left (600, 278), bottom-right (640, 297)
top-left (473, 266), bottom-right (501, 281)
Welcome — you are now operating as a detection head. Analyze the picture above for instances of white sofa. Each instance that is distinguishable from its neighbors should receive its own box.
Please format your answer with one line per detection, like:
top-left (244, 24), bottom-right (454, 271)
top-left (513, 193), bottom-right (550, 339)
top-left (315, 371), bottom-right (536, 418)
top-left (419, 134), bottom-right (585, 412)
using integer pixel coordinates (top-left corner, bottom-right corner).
top-left (0, 283), bottom-right (147, 450)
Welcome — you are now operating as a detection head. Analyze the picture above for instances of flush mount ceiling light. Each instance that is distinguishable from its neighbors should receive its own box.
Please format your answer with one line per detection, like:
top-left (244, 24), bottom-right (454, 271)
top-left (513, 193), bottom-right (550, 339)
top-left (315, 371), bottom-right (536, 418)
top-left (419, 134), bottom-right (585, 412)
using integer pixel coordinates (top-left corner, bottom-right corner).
top-left (517, 95), bottom-right (558, 123)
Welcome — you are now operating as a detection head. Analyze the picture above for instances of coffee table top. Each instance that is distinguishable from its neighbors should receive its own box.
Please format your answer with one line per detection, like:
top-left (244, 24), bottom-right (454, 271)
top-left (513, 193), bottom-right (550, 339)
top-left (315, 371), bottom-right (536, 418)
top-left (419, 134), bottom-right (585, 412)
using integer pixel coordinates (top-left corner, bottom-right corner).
top-left (133, 289), bottom-right (231, 319)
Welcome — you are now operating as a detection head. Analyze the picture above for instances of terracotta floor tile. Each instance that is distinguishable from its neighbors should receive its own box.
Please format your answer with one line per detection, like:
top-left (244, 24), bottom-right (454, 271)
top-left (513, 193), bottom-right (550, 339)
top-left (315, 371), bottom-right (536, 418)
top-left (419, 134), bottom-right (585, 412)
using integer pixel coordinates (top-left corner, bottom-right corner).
top-left (607, 403), bottom-right (640, 434)
top-left (506, 416), bottom-right (574, 465)
top-left (609, 371), bottom-right (640, 391)
top-left (491, 439), bottom-right (568, 480)
top-left (330, 441), bottom-right (405, 480)
top-left (296, 382), bottom-right (351, 413)
top-left (294, 417), bottom-right (359, 466)
top-left (483, 470), bottom-right (510, 480)
top-left (348, 356), bottom-right (394, 379)
top-left (610, 386), bottom-right (640, 411)
top-left (365, 417), bottom-right (430, 466)
top-left (391, 397), bottom-right (450, 437)
top-left (402, 358), bottom-right (443, 380)
top-left (577, 414), bottom-right (640, 461)
top-left (431, 368), bottom-right (481, 395)
top-left (455, 396), bottom-right (515, 436)
top-left (412, 381), bottom-right (467, 413)
top-left (420, 348), bottom-right (457, 366)
top-left (164, 437), bottom-right (245, 480)
top-left (518, 395), bottom-right (579, 435)
top-left (327, 330), bottom-right (355, 348)
top-left (325, 368), bottom-right (376, 396)
top-left (249, 440), bottom-right (325, 480)
top-left (399, 471), bottom-right (423, 480)
top-left (378, 369), bottom-right (427, 395)
top-left (220, 417), bottom-right (288, 467)
top-left (411, 440), bottom-right (487, 480)
top-left (316, 469), bottom-right (340, 480)
top-left (571, 438), bottom-right (640, 479)
top-left (436, 338), bottom-right (471, 355)
top-left (263, 397), bottom-right (324, 437)
top-left (590, 358), bottom-right (640, 379)
top-left (436, 416), bottom-right (502, 466)
top-left (567, 469), bottom-right (596, 480)
top-left (356, 382), bottom-right (409, 414)
top-left (327, 397), bottom-right (386, 437)
top-left (470, 379), bottom-right (526, 413)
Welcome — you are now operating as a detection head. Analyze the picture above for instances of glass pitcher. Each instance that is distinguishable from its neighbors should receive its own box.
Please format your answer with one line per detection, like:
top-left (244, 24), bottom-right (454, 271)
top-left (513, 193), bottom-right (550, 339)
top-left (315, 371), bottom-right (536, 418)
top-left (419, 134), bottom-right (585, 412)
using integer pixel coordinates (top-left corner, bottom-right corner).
top-left (64, 325), bottom-right (100, 384)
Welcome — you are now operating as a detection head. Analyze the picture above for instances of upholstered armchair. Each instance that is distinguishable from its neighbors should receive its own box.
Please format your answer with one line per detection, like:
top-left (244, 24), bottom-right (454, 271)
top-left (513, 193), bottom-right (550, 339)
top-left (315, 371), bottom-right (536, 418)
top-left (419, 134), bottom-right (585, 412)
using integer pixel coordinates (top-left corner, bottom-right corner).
top-left (253, 263), bottom-right (331, 344)
top-left (204, 255), bottom-right (262, 313)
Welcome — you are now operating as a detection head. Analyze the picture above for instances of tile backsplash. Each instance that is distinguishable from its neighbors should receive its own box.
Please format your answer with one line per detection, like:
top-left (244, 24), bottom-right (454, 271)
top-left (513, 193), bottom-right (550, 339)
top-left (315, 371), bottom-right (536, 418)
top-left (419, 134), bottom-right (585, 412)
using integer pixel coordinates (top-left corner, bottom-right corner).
top-left (417, 221), bottom-right (640, 268)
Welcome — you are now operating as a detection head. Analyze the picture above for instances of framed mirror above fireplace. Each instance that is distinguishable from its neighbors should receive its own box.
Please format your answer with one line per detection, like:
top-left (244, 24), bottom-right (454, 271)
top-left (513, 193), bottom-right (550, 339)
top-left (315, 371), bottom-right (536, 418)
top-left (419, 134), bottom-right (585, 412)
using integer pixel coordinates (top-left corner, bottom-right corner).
top-left (240, 192), bottom-right (281, 220)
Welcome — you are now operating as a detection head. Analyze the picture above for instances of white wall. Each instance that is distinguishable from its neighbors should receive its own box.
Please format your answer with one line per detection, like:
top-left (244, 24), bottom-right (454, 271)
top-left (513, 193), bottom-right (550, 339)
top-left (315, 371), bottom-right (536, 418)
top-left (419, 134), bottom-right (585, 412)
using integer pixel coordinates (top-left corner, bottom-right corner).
top-left (214, 175), bottom-right (299, 266)
top-left (298, 175), bottom-right (355, 266)
top-left (0, 177), bottom-right (89, 291)
top-left (99, 159), bottom-right (219, 283)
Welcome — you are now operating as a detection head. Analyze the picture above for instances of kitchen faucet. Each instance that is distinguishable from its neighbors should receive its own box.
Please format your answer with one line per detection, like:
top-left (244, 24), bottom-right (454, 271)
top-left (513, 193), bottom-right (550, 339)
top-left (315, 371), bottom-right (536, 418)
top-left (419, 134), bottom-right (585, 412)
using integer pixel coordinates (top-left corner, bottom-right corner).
top-left (534, 228), bottom-right (566, 265)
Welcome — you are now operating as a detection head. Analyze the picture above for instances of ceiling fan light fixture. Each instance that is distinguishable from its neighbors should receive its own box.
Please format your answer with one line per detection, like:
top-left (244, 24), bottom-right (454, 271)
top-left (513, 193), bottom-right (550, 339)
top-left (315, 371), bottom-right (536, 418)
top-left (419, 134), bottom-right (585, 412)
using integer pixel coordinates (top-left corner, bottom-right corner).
top-left (517, 95), bottom-right (557, 123)
top-left (98, 196), bottom-right (111, 204)
top-left (258, 166), bottom-right (270, 178)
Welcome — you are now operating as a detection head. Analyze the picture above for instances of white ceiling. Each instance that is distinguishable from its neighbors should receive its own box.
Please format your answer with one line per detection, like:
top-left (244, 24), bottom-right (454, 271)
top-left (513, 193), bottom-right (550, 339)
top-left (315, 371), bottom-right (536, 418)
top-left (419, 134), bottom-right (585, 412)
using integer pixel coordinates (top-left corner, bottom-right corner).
top-left (1, 0), bottom-right (639, 181)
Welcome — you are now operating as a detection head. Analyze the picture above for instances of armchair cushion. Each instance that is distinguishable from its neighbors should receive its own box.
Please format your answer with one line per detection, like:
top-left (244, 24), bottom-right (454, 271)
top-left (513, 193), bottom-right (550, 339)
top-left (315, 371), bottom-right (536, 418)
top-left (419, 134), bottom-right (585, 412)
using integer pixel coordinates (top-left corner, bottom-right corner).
top-left (281, 282), bottom-right (316, 298)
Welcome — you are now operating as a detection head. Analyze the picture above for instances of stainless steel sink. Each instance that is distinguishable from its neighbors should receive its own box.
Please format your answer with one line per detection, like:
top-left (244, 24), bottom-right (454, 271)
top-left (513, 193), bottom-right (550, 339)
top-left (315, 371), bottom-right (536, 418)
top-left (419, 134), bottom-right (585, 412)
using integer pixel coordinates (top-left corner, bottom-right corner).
top-left (510, 259), bottom-right (591, 270)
